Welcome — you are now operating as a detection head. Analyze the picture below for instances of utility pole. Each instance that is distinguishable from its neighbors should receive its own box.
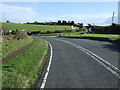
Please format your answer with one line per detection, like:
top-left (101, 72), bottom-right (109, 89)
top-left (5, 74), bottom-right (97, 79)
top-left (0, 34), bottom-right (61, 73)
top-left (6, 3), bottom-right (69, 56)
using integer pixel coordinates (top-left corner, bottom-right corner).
top-left (112, 11), bottom-right (114, 24)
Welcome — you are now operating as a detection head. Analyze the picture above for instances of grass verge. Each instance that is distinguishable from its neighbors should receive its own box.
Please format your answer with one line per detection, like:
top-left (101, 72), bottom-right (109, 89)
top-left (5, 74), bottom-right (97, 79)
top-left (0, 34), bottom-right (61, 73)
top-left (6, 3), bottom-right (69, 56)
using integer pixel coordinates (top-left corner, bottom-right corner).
top-left (2, 35), bottom-right (33, 59)
top-left (34, 33), bottom-right (63, 36)
top-left (2, 37), bottom-right (48, 88)
top-left (60, 32), bottom-right (120, 41)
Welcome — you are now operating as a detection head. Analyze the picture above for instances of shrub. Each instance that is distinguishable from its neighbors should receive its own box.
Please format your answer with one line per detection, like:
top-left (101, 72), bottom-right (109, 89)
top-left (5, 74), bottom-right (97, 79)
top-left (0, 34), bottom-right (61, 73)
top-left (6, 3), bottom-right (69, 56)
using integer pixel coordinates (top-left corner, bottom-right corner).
top-left (12, 33), bottom-right (28, 40)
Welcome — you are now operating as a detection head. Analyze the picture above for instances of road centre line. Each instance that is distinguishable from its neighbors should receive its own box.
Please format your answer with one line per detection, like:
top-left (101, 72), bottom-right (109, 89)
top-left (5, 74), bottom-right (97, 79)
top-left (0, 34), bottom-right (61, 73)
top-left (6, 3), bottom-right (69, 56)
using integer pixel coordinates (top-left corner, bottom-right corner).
top-left (56, 39), bottom-right (120, 79)
top-left (40, 41), bottom-right (53, 88)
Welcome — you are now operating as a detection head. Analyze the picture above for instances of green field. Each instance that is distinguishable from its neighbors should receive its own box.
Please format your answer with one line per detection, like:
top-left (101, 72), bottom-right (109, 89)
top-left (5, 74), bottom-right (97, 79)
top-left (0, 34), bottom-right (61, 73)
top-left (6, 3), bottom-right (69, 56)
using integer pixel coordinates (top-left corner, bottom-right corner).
top-left (61, 32), bottom-right (120, 41)
top-left (1, 22), bottom-right (79, 32)
top-left (2, 37), bottom-right (48, 88)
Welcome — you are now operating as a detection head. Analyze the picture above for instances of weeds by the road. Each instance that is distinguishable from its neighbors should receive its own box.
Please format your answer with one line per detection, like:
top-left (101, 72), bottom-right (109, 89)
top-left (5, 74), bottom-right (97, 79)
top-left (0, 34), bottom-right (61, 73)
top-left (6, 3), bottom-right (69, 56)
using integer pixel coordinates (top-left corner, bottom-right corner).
top-left (2, 35), bottom-right (33, 58)
top-left (2, 37), bottom-right (48, 88)
top-left (61, 32), bottom-right (120, 41)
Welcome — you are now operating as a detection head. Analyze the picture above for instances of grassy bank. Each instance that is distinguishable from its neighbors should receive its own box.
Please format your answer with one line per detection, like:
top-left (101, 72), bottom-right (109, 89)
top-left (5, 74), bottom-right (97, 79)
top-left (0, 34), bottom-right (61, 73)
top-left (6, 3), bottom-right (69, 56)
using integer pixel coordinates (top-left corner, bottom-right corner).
top-left (1, 22), bottom-right (79, 32)
top-left (61, 32), bottom-right (120, 41)
top-left (35, 33), bottom-right (63, 36)
top-left (2, 35), bottom-right (33, 59)
top-left (2, 37), bottom-right (48, 88)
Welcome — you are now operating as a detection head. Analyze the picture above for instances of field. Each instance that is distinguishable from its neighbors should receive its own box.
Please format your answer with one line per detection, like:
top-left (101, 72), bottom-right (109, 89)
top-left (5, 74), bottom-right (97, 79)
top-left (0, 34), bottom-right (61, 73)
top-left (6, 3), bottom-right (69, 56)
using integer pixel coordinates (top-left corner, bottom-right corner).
top-left (1, 22), bottom-right (79, 32)
top-left (61, 32), bottom-right (120, 41)
top-left (2, 37), bottom-right (48, 88)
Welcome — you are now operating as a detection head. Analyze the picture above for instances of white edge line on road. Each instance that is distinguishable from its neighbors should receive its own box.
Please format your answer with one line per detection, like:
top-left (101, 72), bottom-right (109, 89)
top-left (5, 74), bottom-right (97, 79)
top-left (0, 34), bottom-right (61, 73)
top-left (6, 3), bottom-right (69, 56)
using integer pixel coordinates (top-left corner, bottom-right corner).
top-left (80, 48), bottom-right (120, 79)
top-left (40, 41), bottom-right (53, 88)
top-left (56, 39), bottom-right (120, 79)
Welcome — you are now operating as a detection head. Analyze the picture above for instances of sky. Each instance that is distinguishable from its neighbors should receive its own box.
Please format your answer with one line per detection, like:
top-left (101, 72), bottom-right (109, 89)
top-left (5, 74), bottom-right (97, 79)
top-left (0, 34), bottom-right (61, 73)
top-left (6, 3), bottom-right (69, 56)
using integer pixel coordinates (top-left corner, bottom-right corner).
top-left (1, 2), bottom-right (119, 26)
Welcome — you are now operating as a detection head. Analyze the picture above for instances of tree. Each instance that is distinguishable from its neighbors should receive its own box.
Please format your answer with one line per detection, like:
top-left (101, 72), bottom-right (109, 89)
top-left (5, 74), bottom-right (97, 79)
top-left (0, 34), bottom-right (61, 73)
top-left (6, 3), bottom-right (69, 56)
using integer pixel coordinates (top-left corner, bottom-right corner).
top-left (6, 20), bottom-right (10, 23)
top-left (112, 23), bottom-right (117, 27)
top-left (88, 23), bottom-right (92, 27)
top-left (27, 22), bottom-right (30, 24)
top-left (62, 20), bottom-right (67, 25)
top-left (57, 20), bottom-right (62, 25)
top-left (33, 21), bottom-right (38, 24)
top-left (71, 21), bottom-right (74, 25)
top-left (68, 21), bottom-right (71, 25)
top-left (79, 23), bottom-right (83, 28)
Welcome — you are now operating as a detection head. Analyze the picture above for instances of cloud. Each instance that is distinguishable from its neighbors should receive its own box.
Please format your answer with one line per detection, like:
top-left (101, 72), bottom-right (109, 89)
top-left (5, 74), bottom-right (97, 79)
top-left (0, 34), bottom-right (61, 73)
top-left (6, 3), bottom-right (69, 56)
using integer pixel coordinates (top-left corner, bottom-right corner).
top-left (57, 13), bottom-right (114, 25)
top-left (2, 0), bottom-right (120, 2)
top-left (29, 13), bottom-right (116, 26)
top-left (1, 3), bottom-right (118, 26)
top-left (2, 4), bottom-right (38, 23)
top-left (1, 4), bottom-right (59, 23)
top-left (103, 16), bottom-right (118, 24)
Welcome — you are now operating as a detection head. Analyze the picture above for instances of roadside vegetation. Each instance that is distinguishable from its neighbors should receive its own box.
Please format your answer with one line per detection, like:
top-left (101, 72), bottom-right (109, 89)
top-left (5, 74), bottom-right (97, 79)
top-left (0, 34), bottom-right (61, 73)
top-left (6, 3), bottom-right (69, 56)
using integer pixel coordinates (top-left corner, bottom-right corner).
top-left (35, 33), bottom-right (63, 36)
top-left (2, 37), bottom-right (48, 88)
top-left (2, 34), bottom-right (33, 58)
top-left (60, 32), bottom-right (120, 41)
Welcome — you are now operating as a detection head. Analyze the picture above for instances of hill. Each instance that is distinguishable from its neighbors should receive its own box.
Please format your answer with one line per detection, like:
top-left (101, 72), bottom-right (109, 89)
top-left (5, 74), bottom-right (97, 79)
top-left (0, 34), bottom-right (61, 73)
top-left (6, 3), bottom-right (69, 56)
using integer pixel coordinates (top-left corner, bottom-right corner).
top-left (1, 22), bottom-right (79, 32)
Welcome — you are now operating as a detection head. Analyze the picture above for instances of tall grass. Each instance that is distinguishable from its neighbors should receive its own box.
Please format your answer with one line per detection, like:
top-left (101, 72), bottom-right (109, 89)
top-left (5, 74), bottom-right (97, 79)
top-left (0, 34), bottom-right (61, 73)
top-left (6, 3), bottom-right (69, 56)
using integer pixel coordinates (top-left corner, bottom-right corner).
top-left (2, 36), bottom-right (33, 58)
top-left (2, 37), bottom-right (48, 88)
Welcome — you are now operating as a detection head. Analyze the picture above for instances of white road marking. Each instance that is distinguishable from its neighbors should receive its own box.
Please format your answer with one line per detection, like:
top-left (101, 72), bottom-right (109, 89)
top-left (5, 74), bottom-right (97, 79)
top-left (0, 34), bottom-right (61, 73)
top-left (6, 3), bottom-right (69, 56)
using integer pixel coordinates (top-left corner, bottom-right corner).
top-left (56, 39), bottom-right (120, 79)
top-left (40, 41), bottom-right (53, 88)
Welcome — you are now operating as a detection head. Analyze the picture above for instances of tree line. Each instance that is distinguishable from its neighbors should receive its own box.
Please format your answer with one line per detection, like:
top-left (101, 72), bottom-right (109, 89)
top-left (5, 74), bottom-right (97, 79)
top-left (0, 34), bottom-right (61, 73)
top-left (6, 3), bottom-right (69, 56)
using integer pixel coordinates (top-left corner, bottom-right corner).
top-left (26, 20), bottom-right (76, 26)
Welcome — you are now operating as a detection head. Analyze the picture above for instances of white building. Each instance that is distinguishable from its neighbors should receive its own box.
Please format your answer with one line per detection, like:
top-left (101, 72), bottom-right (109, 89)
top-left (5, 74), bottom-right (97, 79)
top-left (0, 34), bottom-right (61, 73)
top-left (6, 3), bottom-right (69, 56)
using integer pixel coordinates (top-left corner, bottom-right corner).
top-left (71, 25), bottom-right (76, 32)
top-left (118, 1), bottom-right (120, 24)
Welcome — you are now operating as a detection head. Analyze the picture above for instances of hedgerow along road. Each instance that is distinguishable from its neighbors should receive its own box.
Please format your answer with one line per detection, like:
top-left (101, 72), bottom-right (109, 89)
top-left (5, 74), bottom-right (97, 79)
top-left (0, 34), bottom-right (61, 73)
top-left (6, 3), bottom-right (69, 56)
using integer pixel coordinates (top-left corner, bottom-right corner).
top-left (35, 36), bottom-right (119, 88)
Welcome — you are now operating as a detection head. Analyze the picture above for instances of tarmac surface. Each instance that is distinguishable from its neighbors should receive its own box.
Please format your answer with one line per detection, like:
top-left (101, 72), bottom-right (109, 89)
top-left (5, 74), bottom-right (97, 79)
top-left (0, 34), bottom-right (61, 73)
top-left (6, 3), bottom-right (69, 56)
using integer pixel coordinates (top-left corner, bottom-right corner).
top-left (35, 36), bottom-right (120, 88)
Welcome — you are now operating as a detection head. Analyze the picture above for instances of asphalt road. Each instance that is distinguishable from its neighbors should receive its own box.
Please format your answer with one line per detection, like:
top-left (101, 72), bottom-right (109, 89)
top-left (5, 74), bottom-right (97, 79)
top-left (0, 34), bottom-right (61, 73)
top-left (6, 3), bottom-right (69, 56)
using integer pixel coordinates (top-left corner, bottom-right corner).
top-left (35, 36), bottom-right (120, 88)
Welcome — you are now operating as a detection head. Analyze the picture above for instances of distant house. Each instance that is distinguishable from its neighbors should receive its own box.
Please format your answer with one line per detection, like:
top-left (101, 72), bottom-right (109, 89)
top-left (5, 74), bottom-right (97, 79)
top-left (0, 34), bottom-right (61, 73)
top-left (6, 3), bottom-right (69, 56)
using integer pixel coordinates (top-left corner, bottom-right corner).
top-left (71, 25), bottom-right (76, 32)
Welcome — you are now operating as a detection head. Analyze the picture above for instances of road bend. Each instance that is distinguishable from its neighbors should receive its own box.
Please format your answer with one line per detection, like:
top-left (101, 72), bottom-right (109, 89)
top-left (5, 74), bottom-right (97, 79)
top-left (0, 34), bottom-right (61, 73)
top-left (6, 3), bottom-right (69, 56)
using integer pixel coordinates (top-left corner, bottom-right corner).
top-left (35, 36), bottom-right (119, 88)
